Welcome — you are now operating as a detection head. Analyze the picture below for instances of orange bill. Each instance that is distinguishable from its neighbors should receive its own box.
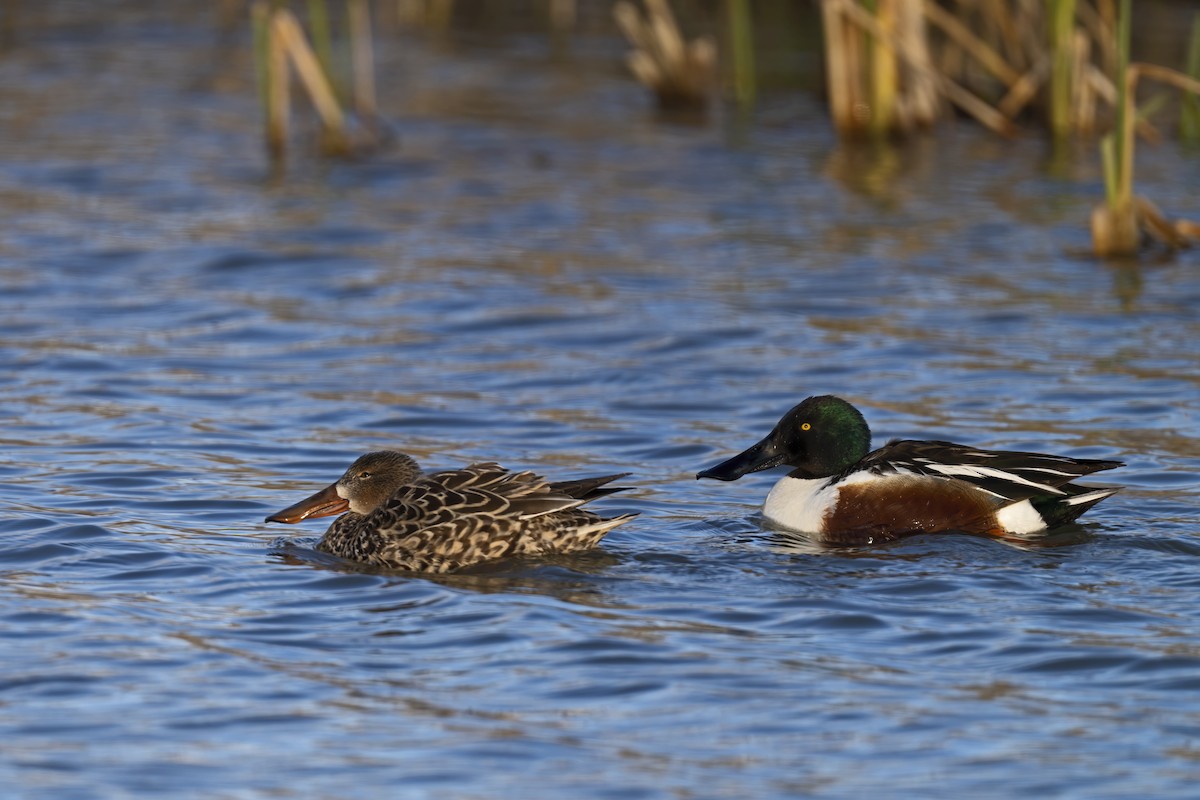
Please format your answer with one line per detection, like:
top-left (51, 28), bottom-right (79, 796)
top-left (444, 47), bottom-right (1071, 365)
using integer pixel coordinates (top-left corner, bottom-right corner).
top-left (264, 483), bottom-right (349, 524)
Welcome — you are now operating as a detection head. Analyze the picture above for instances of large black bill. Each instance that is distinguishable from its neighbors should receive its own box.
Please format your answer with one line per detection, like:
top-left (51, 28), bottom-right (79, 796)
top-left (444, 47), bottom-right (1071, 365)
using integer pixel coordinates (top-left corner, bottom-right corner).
top-left (696, 436), bottom-right (786, 481)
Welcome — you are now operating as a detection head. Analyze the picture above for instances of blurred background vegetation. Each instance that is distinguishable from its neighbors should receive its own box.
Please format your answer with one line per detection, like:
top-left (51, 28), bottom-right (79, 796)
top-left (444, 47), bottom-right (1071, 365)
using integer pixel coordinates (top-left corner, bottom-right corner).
top-left (2, 0), bottom-right (1198, 256)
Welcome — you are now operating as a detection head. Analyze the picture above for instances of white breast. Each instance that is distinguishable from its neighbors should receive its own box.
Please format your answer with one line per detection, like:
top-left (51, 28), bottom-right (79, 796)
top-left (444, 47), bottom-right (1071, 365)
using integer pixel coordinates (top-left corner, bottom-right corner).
top-left (762, 476), bottom-right (840, 533)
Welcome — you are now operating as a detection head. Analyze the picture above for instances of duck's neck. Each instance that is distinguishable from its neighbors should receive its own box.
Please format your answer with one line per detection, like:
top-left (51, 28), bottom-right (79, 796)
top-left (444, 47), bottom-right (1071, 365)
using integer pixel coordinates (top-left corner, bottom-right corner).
top-left (316, 512), bottom-right (376, 560)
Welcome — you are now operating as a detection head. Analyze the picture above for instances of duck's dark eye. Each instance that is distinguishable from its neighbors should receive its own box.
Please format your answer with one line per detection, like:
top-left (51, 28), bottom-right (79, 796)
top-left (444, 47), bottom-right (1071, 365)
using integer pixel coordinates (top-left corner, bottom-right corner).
top-left (358, 471), bottom-right (372, 480)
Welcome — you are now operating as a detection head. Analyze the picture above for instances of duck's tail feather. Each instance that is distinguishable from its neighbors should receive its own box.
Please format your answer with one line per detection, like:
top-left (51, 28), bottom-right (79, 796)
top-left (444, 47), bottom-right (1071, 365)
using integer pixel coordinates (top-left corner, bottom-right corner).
top-left (1031, 485), bottom-right (1121, 528)
top-left (572, 513), bottom-right (639, 548)
top-left (548, 473), bottom-right (633, 502)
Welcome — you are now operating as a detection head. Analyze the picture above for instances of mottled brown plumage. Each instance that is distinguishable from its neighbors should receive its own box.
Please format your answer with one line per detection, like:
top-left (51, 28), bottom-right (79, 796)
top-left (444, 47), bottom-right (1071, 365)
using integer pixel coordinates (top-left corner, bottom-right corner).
top-left (265, 451), bottom-right (635, 572)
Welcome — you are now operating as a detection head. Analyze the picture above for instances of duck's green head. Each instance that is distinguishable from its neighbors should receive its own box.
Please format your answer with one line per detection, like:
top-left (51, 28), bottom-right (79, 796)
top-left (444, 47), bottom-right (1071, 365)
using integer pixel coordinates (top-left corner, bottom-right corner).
top-left (696, 395), bottom-right (872, 481)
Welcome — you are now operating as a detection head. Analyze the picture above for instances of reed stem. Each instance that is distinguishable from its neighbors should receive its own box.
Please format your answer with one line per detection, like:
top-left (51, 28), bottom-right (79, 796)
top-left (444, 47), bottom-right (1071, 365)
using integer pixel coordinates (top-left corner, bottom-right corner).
top-left (259, 2), bottom-right (291, 158)
top-left (348, 0), bottom-right (377, 122)
top-left (254, 3), bottom-right (352, 158)
top-left (1182, 13), bottom-right (1200, 144)
top-left (1113, 0), bottom-right (1131, 210)
top-left (1100, 132), bottom-right (1117, 210)
top-left (868, 0), bottom-right (898, 137)
top-left (274, 10), bottom-right (347, 139)
top-left (614, 0), bottom-right (715, 111)
top-left (821, 0), bottom-right (853, 134)
top-left (307, 0), bottom-right (335, 95)
top-left (1049, 0), bottom-right (1076, 138)
top-left (726, 0), bottom-right (756, 108)
top-left (826, 0), bottom-right (1013, 136)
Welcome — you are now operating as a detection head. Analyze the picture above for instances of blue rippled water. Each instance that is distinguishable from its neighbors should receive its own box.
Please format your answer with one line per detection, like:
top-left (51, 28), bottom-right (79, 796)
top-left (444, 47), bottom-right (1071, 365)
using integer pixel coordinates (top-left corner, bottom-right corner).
top-left (2, 4), bottom-right (1199, 798)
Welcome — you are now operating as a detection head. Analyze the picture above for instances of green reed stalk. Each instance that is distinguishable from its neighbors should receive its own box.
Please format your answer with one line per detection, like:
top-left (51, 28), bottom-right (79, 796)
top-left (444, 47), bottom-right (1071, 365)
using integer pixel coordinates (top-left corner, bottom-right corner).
top-left (252, 2), bottom-right (288, 158)
top-left (726, 0), bottom-right (756, 108)
top-left (1182, 13), bottom-right (1200, 144)
top-left (1100, 132), bottom-right (1117, 209)
top-left (307, 0), bottom-right (336, 96)
top-left (1049, 0), bottom-right (1076, 138)
top-left (252, 2), bottom-right (270, 113)
top-left (1112, 0), bottom-right (1131, 210)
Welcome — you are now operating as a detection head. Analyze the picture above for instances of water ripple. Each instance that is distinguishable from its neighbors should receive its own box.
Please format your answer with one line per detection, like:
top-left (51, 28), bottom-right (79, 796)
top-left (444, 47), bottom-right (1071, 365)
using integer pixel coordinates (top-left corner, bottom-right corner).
top-left (1, 8), bottom-right (1199, 799)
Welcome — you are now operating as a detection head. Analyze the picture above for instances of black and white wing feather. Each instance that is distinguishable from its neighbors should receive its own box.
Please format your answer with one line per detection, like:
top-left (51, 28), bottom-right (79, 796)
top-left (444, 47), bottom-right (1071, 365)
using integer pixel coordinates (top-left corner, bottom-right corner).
top-left (855, 439), bottom-right (1122, 502)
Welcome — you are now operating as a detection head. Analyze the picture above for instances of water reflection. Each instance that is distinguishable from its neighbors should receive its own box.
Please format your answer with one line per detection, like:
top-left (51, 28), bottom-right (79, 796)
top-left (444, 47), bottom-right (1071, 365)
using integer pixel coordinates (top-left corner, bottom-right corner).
top-left (272, 541), bottom-right (625, 606)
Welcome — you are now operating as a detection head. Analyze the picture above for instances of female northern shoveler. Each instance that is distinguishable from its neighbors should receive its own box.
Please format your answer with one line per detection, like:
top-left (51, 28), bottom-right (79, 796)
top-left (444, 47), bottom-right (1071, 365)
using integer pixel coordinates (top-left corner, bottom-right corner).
top-left (697, 395), bottom-right (1123, 545)
top-left (265, 451), bottom-right (635, 572)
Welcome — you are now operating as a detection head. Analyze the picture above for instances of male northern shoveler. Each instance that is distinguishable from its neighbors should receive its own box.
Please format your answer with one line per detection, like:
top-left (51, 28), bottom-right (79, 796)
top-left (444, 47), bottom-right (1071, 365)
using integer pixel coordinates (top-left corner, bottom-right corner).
top-left (696, 395), bottom-right (1123, 545)
top-left (265, 451), bottom-right (635, 572)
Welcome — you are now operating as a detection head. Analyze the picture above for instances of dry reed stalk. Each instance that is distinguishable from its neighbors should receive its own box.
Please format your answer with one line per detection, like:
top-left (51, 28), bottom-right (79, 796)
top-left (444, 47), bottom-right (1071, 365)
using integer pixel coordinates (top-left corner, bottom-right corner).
top-left (825, 0), bottom-right (1013, 136)
top-left (348, 0), bottom-right (377, 124)
top-left (996, 55), bottom-right (1047, 118)
top-left (1086, 61), bottom-right (1114, 99)
top-left (823, 0), bottom-right (878, 134)
top-left (968, 0), bottom-right (1003, 66)
top-left (841, 1), bottom-right (865, 127)
top-left (1176, 219), bottom-right (1200, 239)
top-left (1071, 28), bottom-right (1095, 134)
top-left (274, 10), bottom-right (348, 137)
top-left (821, 0), bottom-right (854, 132)
top-left (923, 0), bottom-right (1020, 88)
top-left (922, 0), bottom-right (1126, 137)
top-left (897, 0), bottom-right (938, 126)
top-left (614, 0), bottom-right (716, 111)
top-left (1076, 0), bottom-right (1116, 77)
top-left (254, 3), bottom-right (350, 158)
top-left (1012, 0), bottom-right (1044, 72)
top-left (936, 19), bottom-right (964, 86)
top-left (869, 0), bottom-right (899, 136)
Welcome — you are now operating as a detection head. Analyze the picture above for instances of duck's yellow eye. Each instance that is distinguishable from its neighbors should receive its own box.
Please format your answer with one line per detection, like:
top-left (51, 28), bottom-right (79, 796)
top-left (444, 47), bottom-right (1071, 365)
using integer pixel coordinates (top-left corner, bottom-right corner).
top-left (801, 423), bottom-right (811, 431)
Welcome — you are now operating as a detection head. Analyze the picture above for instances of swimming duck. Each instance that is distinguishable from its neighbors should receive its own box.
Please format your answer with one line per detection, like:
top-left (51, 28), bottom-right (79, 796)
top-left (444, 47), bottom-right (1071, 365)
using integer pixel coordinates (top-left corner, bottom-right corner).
top-left (697, 395), bottom-right (1122, 545)
top-left (265, 451), bottom-right (635, 572)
